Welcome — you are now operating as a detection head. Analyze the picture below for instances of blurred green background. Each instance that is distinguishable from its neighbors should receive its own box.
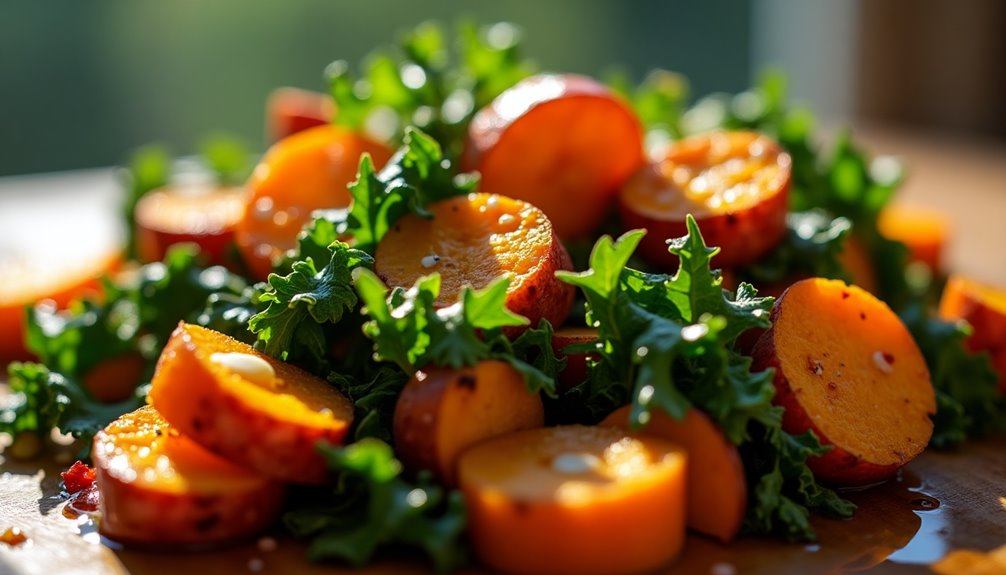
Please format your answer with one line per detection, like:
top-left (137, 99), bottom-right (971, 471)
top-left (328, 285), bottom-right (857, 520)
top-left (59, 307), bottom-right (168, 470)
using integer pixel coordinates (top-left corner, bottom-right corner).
top-left (4, 1), bottom-right (1002, 177)
top-left (0, 0), bottom-right (751, 176)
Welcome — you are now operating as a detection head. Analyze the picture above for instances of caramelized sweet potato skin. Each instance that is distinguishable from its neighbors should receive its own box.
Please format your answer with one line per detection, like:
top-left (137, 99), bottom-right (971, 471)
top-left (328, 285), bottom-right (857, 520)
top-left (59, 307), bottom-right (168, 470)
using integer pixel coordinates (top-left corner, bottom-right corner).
top-left (235, 124), bottom-right (392, 279)
top-left (374, 193), bottom-right (575, 333)
top-left (134, 185), bottom-right (246, 266)
top-left (94, 405), bottom-right (284, 547)
top-left (393, 360), bottom-right (544, 486)
top-left (462, 74), bottom-right (646, 240)
top-left (149, 323), bottom-right (354, 484)
top-left (458, 425), bottom-right (686, 575)
top-left (619, 131), bottom-right (790, 269)
top-left (601, 405), bottom-right (746, 543)
top-left (752, 278), bottom-right (935, 486)
top-left (939, 275), bottom-right (1006, 392)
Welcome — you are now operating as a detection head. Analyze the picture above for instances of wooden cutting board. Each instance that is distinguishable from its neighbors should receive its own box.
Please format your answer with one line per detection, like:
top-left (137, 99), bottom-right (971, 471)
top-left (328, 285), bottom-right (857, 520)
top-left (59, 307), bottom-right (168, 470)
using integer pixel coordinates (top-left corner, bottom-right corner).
top-left (2, 437), bottom-right (1005, 575)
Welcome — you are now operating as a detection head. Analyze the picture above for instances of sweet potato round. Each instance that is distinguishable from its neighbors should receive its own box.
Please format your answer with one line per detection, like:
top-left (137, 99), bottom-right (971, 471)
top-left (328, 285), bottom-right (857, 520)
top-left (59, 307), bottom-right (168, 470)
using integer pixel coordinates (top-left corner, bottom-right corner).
top-left (878, 204), bottom-right (948, 271)
top-left (94, 405), bottom-right (284, 547)
top-left (265, 87), bottom-right (335, 143)
top-left (458, 425), bottom-right (687, 575)
top-left (134, 184), bottom-right (246, 266)
top-left (619, 131), bottom-right (790, 269)
top-left (374, 193), bottom-right (575, 332)
top-left (0, 249), bottom-right (119, 362)
top-left (601, 405), bottom-right (746, 543)
top-left (235, 124), bottom-right (392, 279)
top-left (462, 74), bottom-right (646, 240)
top-left (752, 278), bottom-right (935, 486)
top-left (148, 322), bottom-right (354, 484)
top-left (393, 359), bottom-right (544, 486)
top-left (939, 275), bottom-right (1006, 392)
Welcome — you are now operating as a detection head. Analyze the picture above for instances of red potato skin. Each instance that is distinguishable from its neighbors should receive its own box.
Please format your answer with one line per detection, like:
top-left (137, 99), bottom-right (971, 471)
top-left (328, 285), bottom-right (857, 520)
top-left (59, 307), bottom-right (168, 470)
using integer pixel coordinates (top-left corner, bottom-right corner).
top-left (619, 162), bottom-right (790, 270)
top-left (751, 319), bottom-right (903, 487)
top-left (95, 462), bottom-right (285, 548)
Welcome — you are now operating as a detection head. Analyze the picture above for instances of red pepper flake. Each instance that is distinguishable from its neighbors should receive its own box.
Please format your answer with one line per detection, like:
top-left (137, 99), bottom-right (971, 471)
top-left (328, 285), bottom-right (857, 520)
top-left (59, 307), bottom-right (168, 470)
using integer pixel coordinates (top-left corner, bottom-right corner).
top-left (0, 527), bottom-right (28, 547)
top-left (71, 483), bottom-right (101, 513)
top-left (61, 460), bottom-right (97, 495)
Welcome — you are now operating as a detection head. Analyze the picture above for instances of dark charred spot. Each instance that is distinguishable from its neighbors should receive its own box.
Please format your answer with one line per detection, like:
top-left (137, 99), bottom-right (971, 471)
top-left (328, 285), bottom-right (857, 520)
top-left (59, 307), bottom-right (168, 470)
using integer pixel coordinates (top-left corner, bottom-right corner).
top-left (527, 285), bottom-right (537, 295)
top-left (883, 352), bottom-right (895, 365)
top-left (154, 428), bottom-right (163, 437)
top-left (841, 291), bottom-right (850, 299)
top-left (726, 214), bottom-right (738, 226)
top-left (457, 375), bottom-right (477, 390)
top-left (191, 418), bottom-right (204, 432)
top-left (195, 514), bottom-right (221, 533)
top-left (860, 312), bottom-right (867, 320)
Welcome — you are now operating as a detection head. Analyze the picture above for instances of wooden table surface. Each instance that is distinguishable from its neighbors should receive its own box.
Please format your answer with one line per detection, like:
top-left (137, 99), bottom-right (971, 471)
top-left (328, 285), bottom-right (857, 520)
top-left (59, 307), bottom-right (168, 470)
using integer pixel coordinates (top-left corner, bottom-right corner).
top-left (1, 127), bottom-right (1005, 574)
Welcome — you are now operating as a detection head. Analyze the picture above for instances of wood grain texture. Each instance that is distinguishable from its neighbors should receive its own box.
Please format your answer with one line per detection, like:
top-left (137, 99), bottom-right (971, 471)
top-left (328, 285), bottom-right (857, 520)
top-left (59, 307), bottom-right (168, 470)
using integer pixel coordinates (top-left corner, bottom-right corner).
top-left (2, 439), bottom-right (1005, 574)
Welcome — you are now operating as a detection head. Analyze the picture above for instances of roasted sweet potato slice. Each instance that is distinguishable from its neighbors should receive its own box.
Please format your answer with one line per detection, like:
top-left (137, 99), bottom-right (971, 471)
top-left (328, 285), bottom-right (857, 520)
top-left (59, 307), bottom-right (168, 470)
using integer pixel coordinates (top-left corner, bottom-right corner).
top-left (393, 359), bottom-right (544, 486)
top-left (265, 87), bottom-right (335, 143)
top-left (374, 193), bottom-right (575, 332)
top-left (235, 124), bottom-right (392, 279)
top-left (878, 204), bottom-right (949, 271)
top-left (458, 425), bottom-right (687, 575)
top-left (148, 323), bottom-right (354, 484)
top-left (620, 130), bottom-right (791, 269)
top-left (939, 275), bottom-right (1006, 392)
top-left (601, 405), bottom-right (746, 543)
top-left (0, 250), bottom-right (119, 363)
top-left (94, 405), bottom-right (284, 547)
top-left (134, 184), bottom-right (246, 266)
top-left (752, 278), bottom-right (935, 486)
top-left (462, 74), bottom-right (646, 240)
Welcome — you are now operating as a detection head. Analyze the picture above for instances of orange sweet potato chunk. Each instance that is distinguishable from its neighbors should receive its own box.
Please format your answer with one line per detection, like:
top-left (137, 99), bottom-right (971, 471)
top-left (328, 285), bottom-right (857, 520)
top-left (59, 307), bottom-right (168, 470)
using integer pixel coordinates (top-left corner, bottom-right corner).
top-left (235, 124), bottom-right (392, 279)
top-left (601, 405), bottom-right (746, 543)
top-left (939, 275), bottom-right (1006, 392)
top-left (462, 74), bottom-right (646, 240)
top-left (393, 360), bottom-right (544, 486)
top-left (620, 131), bottom-right (790, 269)
top-left (458, 425), bottom-right (687, 575)
top-left (752, 278), bottom-right (935, 486)
top-left (878, 204), bottom-right (949, 271)
top-left (148, 323), bottom-right (354, 484)
top-left (94, 405), bottom-right (284, 546)
top-left (374, 193), bottom-right (575, 332)
top-left (0, 250), bottom-right (119, 363)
